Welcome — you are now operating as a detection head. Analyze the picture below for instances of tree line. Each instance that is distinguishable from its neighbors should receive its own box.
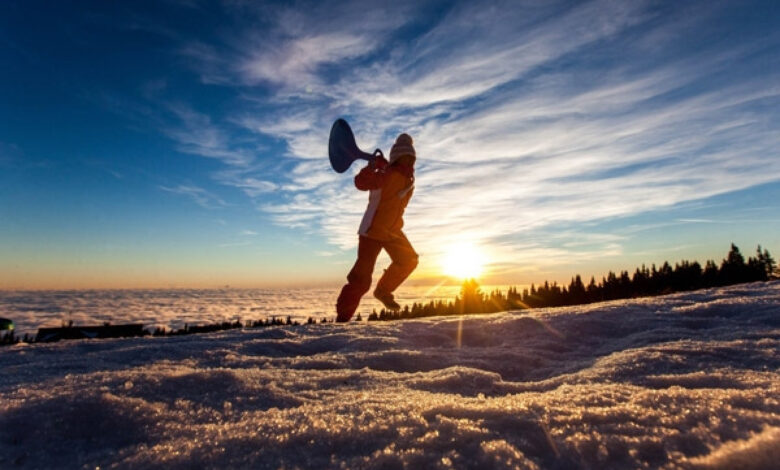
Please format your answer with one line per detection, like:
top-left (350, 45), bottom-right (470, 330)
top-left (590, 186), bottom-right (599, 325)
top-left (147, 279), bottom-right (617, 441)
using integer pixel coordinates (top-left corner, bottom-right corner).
top-left (366, 243), bottom-right (777, 321)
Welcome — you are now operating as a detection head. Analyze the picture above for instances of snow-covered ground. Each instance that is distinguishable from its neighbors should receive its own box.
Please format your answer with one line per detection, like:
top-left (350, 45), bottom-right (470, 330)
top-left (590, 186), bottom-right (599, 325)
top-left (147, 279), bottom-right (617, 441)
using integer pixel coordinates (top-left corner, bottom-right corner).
top-left (1, 282), bottom-right (778, 469)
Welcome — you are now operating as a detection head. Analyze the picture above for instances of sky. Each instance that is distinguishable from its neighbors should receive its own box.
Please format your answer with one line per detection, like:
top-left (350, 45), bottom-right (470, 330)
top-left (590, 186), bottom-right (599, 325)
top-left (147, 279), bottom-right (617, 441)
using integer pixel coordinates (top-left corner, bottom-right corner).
top-left (1, 0), bottom-right (779, 290)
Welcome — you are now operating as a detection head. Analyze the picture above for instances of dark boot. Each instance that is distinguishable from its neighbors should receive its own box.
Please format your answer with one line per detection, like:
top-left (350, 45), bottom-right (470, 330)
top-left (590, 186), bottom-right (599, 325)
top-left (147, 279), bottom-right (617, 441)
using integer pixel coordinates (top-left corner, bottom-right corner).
top-left (373, 289), bottom-right (401, 311)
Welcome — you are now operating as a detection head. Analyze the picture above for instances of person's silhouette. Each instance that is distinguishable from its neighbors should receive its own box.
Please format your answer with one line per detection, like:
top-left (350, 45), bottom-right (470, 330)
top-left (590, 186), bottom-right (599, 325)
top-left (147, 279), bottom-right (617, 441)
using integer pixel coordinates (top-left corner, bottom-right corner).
top-left (336, 133), bottom-right (418, 322)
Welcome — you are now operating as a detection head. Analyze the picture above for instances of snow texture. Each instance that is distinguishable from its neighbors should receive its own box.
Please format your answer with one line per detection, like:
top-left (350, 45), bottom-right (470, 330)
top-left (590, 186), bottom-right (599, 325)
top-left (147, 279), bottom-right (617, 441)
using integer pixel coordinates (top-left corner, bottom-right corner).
top-left (1, 282), bottom-right (778, 469)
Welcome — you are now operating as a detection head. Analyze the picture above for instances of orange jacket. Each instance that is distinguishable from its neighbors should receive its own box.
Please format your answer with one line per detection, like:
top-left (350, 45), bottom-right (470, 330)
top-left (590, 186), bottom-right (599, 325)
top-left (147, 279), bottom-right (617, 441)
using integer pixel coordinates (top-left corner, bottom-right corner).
top-left (355, 159), bottom-right (414, 241)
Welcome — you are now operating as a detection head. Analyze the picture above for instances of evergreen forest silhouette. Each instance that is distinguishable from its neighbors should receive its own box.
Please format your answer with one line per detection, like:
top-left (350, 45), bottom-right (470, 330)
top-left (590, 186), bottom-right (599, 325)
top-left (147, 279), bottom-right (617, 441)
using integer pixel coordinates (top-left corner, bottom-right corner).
top-left (365, 243), bottom-right (777, 321)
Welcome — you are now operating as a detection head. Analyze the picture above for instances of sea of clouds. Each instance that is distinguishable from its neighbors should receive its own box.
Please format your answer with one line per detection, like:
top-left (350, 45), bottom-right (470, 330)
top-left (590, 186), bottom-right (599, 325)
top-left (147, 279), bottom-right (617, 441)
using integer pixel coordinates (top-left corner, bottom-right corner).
top-left (1, 281), bottom-right (778, 469)
top-left (0, 285), bottom-right (467, 337)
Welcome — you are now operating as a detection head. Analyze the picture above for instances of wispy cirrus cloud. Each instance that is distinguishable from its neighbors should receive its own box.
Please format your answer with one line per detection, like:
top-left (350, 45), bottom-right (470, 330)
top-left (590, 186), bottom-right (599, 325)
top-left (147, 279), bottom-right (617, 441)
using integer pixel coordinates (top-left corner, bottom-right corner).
top-left (161, 0), bottom-right (779, 279)
top-left (164, 104), bottom-right (257, 167)
top-left (213, 166), bottom-right (279, 198)
top-left (332, 0), bottom-right (650, 107)
top-left (183, 0), bottom-right (418, 91)
top-left (159, 184), bottom-right (228, 209)
top-left (240, 32), bottom-right (378, 88)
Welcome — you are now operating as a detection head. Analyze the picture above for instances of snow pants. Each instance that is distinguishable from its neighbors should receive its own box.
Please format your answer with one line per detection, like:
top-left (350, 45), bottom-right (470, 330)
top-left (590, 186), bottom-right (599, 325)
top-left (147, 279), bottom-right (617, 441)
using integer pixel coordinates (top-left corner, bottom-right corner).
top-left (336, 233), bottom-right (418, 322)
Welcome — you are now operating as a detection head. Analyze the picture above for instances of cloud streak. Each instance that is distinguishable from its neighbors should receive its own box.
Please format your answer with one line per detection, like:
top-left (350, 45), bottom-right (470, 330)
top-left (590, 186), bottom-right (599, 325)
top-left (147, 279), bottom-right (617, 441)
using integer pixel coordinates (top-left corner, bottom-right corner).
top-left (159, 184), bottom-right (228, 209)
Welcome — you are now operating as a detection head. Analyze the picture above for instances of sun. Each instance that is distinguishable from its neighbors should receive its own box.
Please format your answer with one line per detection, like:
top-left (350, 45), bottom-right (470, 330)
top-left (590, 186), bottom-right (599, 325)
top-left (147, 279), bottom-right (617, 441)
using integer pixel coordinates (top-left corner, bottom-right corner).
top-left (441, 242), bottom-right (486, 280)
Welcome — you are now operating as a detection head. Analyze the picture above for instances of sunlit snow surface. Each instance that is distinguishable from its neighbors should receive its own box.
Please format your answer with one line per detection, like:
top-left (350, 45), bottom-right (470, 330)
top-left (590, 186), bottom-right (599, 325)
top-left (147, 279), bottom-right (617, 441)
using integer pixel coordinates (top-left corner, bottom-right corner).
top-left (1, 282), bottom-right (778, 469)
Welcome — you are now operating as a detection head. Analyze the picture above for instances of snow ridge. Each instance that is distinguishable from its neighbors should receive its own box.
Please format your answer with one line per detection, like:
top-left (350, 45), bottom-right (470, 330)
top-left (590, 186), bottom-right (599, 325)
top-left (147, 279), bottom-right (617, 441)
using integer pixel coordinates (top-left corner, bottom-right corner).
top-left (1, 282), bottom-right (778, 469)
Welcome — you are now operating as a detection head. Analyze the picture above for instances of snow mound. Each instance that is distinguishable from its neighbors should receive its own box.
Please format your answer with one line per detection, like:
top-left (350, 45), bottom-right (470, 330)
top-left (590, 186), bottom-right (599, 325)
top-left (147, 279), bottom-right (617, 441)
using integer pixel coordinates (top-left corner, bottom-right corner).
top-left (1, 282), bottom-right (778, 469)
top-left (690, 426), bottom-right (780, 470)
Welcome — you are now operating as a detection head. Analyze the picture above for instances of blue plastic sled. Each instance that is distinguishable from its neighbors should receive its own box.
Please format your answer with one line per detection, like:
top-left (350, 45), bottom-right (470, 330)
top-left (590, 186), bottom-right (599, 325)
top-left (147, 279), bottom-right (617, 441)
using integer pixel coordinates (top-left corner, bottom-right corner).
top-left (328, 119), bottom-right (383, 173)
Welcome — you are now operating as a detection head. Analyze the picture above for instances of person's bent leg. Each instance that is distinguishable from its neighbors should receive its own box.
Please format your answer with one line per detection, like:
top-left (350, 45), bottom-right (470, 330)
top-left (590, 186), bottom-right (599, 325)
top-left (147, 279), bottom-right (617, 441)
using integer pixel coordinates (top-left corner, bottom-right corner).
top-left (336, 236), bottom-right (382, 322)
top-left (375, 231), bottom-right (419, 296)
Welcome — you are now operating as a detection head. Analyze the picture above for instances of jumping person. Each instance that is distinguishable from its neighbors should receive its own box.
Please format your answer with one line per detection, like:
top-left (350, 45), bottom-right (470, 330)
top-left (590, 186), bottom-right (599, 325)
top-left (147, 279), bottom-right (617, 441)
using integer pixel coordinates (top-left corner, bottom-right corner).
top-left (336, 133), bottom-right (418, 322)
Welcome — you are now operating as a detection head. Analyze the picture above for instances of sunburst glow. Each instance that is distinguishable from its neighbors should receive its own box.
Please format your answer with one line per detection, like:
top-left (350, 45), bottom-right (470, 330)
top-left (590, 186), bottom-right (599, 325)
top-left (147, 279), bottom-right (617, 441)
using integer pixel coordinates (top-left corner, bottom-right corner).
top-left (441, 243), bottom-right (486, 280)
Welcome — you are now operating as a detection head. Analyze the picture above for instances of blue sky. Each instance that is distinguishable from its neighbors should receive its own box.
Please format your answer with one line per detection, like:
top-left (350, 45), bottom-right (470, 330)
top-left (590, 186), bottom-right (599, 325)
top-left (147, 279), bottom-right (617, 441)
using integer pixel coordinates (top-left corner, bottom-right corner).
top-left (1, 0), bottom-right (779, 289)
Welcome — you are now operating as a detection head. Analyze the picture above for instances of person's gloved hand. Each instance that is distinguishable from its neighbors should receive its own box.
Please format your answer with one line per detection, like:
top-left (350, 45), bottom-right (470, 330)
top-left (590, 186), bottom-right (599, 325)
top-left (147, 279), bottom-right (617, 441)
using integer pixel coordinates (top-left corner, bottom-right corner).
top-left (372, 155), bottom-right (388, 170)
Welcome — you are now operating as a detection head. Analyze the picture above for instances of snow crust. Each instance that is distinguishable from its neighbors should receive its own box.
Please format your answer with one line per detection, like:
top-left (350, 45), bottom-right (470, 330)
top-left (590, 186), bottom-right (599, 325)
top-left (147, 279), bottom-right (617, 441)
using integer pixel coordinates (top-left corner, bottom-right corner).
top-left (1, 282), bottom-right (778, 469)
